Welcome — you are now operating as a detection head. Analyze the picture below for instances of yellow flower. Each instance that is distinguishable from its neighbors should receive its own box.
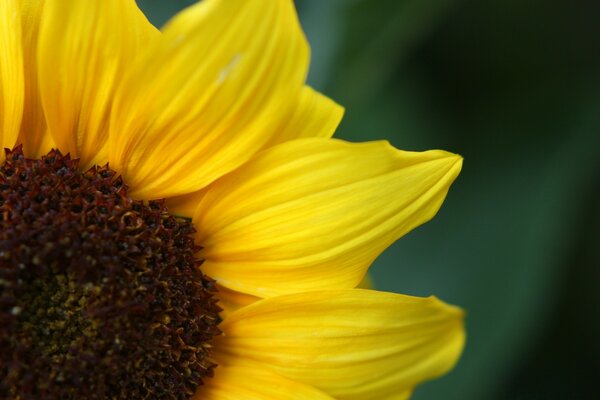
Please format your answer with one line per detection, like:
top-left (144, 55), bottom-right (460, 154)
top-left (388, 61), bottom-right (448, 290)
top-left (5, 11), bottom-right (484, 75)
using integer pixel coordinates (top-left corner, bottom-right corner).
top-left (0, 0), bottom-right (465, 399)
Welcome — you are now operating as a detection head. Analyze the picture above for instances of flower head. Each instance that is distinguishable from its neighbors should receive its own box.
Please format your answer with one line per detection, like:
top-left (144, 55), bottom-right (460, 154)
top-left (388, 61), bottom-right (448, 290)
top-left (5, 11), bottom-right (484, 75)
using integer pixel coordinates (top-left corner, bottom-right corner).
top-left (0, 0), bottom-right (465, 399)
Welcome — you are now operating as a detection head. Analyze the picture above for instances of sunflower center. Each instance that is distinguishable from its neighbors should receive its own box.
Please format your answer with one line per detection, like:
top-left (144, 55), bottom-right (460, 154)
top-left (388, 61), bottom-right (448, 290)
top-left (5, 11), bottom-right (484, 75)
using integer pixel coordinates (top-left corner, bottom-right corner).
top-left (0, 147), bottom-right (221, 399)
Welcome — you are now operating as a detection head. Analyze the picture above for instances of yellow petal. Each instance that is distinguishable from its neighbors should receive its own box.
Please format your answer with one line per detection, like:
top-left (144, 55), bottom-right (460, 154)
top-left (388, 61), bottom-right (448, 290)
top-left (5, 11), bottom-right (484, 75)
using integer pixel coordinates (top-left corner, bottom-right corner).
top-left (215, 289), bottom-right (465, 400)
top-left (357, 273), bottom-right (375, 289)
top-left (215, 284), bottom-right (260, 321)
top-left (166, 188), bottom-right (209, 218)
top-left (15, 0), bottom-right (52, 157)
top-left (37, 0), bottom-right (157, 166)
top-left (264, 85), bottom-right (344, 146)
top-left (381, 390), bottom-right (413, 400)
top-left (194, 138), bottom-right (462, 297)
top-left (108, 0), bottom-right (310, 199)
top-left (165, 85), bottom-right (342, 214)
top-left (0, 0), bottom-right (24, 159)
top-left (199, 365), bottom-right (334, 400)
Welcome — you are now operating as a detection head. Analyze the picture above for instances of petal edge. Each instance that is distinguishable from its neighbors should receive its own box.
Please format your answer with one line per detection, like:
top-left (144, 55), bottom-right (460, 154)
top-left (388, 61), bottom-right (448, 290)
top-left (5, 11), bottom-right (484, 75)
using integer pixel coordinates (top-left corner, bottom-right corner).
top-left (194, 138), bottom-right (462, 297)
top-left (216, 289), bottom-right (465, 400)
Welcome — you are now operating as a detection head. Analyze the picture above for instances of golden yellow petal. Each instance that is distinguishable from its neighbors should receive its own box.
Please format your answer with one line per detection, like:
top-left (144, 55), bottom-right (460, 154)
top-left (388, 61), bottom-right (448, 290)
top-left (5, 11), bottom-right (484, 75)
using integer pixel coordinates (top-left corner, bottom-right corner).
top-left (264, 85), bottom-right (344, 146)
top-left (0, 0), bottom-right (24, 160)
top-left (15, 0), bottom-right (52, 157)
top-left (199, 365), bottom-right (334, 400)
top-left (37, 0), bottom-right (157, 167)
top-left (165, 85), bottom-right (342, 213)
top-left (382, 390), bottom-right (413, 400)
top-left (215, 289), bottom-right (465, 400)
top-left (108, 0), bottom-right (310, 199)
top-left (194, 138), bottom-right (462, 297)
top-left (215, 284), bottom-right (260, 321)
top-left (166, 188), bottom-right (209, 218)
top-left (357, 273), bottom-right (375, 289)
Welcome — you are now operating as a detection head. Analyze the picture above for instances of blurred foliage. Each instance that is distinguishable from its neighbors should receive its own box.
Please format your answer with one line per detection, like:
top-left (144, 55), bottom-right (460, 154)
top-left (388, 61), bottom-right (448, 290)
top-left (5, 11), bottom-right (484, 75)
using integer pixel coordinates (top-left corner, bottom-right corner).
top-left (137, 0), bottom-right (195, 27)
top-left (138, 0), bottom-right (600, 398)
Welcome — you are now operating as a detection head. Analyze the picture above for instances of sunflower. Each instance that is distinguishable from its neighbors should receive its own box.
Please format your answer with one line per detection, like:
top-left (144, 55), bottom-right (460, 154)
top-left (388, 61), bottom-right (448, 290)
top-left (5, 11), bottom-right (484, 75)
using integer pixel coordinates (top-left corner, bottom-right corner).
top-left (0, 0), bottom-right (465, 399)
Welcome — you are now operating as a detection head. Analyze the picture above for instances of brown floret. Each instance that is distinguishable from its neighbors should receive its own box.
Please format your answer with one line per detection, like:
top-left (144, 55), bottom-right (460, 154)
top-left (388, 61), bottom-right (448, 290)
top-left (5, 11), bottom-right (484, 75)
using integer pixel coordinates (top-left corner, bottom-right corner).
top-left (0, 147), bottom-right (221, 399)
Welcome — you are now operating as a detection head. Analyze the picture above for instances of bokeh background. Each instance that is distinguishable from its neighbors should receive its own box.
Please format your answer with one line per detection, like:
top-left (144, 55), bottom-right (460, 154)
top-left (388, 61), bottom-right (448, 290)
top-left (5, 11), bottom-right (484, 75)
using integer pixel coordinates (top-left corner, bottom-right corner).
top-left (137, 1), bottom-right (600, 399)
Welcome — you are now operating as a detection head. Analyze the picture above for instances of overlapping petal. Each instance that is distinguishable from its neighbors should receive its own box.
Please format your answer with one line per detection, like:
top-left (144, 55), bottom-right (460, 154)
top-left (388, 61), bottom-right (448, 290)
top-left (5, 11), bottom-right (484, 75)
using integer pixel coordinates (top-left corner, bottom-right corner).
top-left (264, 85), bottom-right (344, 146)
top-left (37, 0), bottom-right (157, 167)
top-left (194, 138), bottom-right (462, 297)
top-left (0, 0), bottom-right (24, 161)
top-left (199, 365), bottom-right (335, 400)
top-left (165, 85), bottom-right (343, 217)
top-left (215, 289), bottom-right (465, 400)
top-left (15, 0), bottom-right (52, 157)
top-left (167, 188), bottom-right (210, 218)
top-left (108, 0), bottom-right (311, 199)
top-left (216, 285), bottom-right (260, 320)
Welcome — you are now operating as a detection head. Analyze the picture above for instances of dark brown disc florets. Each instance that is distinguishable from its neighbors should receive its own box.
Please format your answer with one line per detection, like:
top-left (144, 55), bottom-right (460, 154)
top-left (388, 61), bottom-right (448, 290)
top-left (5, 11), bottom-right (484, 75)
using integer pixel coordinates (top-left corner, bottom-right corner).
top-left (0, 147), bottom-right (221, 399)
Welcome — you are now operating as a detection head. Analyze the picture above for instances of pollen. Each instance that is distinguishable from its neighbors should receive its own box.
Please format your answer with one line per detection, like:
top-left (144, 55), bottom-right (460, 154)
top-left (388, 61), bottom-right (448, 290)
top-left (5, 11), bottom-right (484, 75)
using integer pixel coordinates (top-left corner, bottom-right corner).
top-left (0, 147), bottom-right (221, 399)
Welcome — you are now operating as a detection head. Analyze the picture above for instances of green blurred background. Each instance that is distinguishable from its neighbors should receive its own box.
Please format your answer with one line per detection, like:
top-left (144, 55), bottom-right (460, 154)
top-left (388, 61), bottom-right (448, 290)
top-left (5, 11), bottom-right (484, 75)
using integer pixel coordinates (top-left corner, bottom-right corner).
top-left (138, 1), bottom-right (600, 399)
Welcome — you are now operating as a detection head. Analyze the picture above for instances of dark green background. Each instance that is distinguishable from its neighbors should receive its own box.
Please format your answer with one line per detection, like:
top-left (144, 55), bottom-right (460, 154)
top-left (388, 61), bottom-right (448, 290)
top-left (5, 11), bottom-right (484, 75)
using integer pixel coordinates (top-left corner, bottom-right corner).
top-left (137, 1), bottom-right (600, 399)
